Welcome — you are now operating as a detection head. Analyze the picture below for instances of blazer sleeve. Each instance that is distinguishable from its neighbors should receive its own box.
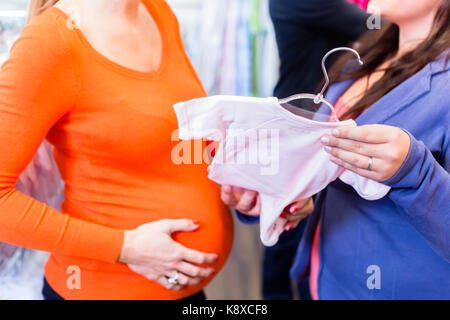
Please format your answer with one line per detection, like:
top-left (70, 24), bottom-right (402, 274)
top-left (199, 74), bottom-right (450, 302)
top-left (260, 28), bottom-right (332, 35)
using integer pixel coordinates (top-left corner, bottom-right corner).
top-left (0, 16), bottom-right (124, 264)
top-left (235, 210), bottom-right (260, 225)
top-left (382, 129), bottom-right (450, 262)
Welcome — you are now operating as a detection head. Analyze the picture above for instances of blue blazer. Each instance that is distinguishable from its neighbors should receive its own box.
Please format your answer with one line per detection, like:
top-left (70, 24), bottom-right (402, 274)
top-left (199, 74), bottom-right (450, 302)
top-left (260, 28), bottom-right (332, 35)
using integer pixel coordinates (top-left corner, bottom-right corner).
top-left (289, 56), bottom-right (450, 299)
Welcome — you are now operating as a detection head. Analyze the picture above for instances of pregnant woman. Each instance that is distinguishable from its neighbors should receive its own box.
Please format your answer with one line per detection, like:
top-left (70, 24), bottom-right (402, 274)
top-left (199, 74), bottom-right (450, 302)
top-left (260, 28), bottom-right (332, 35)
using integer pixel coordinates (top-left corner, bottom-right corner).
top-left (0, 0), bottom-right (233, 300)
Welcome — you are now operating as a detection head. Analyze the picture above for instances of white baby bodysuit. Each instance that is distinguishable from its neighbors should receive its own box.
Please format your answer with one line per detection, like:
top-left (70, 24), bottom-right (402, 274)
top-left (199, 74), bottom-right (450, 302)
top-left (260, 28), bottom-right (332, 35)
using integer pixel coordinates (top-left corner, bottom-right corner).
top-left (173, 95), bottom-right (391, 246)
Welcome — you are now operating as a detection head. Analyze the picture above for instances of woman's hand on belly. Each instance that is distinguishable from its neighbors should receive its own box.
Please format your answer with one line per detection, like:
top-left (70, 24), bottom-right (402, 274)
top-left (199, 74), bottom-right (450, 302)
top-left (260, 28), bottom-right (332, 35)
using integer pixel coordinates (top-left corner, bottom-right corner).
top-left (221, 185), bottom-right (261, 216)
top-left (118, 219), bottom-right (218, 291)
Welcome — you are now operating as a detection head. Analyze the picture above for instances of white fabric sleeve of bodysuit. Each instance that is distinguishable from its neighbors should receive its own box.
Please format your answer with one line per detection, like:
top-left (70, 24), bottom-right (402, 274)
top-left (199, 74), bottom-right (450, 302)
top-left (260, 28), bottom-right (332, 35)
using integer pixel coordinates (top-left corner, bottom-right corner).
top-left (339, 170), bottom-right (391, 200)
top-left (173, 96), bottom-right (237, 142)
top-left (258, 193), bottom-right (289, 247)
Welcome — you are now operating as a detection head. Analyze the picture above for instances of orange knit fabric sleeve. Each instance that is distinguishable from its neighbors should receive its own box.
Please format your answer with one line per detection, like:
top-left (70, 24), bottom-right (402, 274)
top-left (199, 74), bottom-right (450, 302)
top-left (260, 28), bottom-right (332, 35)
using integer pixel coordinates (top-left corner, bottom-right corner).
top-left (0, 16), bottom-right (124, 264)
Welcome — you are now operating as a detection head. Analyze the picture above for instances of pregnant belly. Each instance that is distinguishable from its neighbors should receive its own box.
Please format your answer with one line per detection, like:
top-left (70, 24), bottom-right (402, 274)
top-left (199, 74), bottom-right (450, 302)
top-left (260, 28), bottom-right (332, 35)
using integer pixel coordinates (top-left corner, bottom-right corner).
top-left (49, 182), bottom-right (234, 299)
top-left (172, 202), bottom-right (234, 261)
top-left (63, 192), bottom-right (234, 265)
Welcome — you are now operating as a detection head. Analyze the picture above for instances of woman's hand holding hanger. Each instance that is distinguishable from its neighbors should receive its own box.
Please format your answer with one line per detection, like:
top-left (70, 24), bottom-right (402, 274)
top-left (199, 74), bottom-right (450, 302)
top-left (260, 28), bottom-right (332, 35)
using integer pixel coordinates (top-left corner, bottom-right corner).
top-left (320, 124), bottom-right (411, 182)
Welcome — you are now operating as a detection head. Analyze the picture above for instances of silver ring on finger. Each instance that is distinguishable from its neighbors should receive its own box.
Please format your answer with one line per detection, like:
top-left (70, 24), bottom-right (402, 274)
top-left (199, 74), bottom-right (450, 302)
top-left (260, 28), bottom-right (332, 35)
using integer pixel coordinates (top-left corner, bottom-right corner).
top-left (167, 271), bottom-right (180, 286)
top-left (367, 156), bottom-right (373, 171)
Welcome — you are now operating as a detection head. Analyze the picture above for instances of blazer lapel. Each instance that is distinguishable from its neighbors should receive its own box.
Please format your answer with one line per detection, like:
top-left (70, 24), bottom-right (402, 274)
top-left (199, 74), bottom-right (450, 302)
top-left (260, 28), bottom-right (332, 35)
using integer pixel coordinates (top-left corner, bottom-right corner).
top-left (327, 57), bottom-right (449, 125)
top-left (355, 64), bottom-right (433, 125)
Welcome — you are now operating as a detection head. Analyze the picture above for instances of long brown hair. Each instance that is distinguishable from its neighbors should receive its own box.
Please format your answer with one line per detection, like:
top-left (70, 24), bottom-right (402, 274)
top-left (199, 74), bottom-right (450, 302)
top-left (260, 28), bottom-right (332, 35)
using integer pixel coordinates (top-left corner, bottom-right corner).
top-left (327, 0), bottom-right (450, 120)
top-left (28, 0), bottom-right (59, 22)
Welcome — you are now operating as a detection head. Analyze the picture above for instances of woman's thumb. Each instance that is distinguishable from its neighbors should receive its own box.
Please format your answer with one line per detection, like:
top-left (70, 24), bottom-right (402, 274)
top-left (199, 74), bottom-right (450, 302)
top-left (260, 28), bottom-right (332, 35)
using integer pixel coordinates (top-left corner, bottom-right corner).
top-left (165, 219), bottom-right (199, 234)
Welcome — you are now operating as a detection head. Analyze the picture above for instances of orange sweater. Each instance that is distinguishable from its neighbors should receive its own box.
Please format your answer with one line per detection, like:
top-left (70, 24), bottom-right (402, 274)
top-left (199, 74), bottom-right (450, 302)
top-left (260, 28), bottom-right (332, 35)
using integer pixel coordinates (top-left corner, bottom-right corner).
top-left (0, 0), bottom-right (233, 300)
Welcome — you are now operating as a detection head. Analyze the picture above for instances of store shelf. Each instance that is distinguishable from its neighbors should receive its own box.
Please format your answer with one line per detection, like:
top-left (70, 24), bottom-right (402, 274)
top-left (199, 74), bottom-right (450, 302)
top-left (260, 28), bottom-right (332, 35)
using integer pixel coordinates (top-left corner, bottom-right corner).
top-left (0, 0), bottom-right (28, 11)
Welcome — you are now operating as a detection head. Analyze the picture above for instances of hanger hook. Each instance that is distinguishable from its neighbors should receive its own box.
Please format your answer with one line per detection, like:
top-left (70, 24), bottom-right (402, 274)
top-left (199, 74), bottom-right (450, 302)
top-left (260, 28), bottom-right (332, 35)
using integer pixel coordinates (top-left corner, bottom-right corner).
top-left (314, 47), bottom-right (364, 104)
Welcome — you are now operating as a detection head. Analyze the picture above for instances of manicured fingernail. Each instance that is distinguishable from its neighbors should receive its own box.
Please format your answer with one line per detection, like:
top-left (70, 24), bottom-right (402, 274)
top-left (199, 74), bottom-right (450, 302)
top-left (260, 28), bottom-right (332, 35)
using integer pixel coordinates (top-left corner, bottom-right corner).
top-left (280, 213), bottom-right (288, 218)
top-left (290, 207), bottom-right (298, 214)
top-left (285, 226), bottom-right (292, 231)
top-left (332, 129), bottom-right (340, 136)
top-left (324, 146), bottom-right (332, 152)
top-left (320, 136), bottom-right (329, 144)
